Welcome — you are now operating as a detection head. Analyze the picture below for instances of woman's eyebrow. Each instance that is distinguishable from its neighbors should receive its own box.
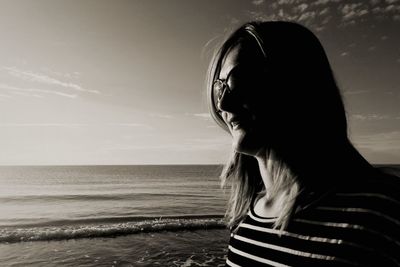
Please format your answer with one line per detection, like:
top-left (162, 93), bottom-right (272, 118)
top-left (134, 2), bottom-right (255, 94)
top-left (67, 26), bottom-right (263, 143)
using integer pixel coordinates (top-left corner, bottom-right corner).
top-left (220, 63), bottom-right (240, 80)
top-left (225, 64), bottom-right (261, 80)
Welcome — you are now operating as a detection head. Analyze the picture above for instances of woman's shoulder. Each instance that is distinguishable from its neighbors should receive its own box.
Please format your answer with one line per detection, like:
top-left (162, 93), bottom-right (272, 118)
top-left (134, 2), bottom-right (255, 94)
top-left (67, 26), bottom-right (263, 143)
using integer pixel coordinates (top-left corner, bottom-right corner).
top-left (292, 167), bottom-right (400, 220)
top-left (336, 168), bottom-right (400, 207)
top-left (340, 166), bottom-right (400, 195)
top-left (316, 167), bottom-right (400, 220)
top-left (375, 165), bottom-right (400, 180)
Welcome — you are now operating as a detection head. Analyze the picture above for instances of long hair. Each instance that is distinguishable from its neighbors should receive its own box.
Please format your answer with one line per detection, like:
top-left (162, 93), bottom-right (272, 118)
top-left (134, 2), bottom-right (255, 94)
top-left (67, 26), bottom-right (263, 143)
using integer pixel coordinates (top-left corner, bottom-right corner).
top-left (207, 21), bottom-right (373, 231)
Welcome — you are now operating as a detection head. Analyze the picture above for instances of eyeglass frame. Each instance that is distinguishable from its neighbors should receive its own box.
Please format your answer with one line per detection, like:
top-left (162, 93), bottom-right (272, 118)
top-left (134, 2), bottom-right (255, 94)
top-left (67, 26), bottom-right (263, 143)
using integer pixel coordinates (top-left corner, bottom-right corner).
top-left (209, 24), bottom-right (268, 130)
top-left (212, 66), bottom-right (238, 112)
top-left (212, 63), bottom-right (268, 114)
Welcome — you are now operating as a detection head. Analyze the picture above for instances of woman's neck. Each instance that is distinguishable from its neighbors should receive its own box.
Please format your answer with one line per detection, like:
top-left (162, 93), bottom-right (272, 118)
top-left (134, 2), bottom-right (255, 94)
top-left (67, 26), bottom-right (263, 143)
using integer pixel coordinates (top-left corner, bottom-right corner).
top-left (253, 150), bottom-right (299, 219)
top-left (254, 151), bottom-right (273, 190)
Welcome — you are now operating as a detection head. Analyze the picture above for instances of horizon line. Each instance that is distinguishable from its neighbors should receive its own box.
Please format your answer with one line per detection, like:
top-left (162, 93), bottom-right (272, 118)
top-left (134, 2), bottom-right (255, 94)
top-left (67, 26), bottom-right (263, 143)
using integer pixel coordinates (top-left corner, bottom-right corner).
top-left (0, 163), bottom-right (399, 167)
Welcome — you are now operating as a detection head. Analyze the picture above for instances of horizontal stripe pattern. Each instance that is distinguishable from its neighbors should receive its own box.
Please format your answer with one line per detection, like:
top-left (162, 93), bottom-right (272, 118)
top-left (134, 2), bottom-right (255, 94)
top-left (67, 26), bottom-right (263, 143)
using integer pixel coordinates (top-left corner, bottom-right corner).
top-left (229, 245), bottom-right (291, 267)
top-left (239, 223), bottom-right (343, 244)
top-left (234, 234), bottom-right (336, 260)
top-left (226, 173), bottom-right (400, 266)
top-left (248, 211), bottom-right (277, 223)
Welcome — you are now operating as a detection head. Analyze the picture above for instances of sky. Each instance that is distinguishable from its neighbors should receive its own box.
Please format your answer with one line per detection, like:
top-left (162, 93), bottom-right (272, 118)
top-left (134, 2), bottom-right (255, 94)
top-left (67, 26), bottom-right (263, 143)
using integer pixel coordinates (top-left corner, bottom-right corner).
top-left (0, 0), bottom-right (399, 165)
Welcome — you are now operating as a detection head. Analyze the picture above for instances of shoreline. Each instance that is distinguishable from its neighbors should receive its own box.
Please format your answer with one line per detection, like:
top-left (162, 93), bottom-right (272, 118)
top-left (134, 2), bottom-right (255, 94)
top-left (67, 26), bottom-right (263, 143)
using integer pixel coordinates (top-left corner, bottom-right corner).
top-left (0, 228), bottom-right (229, 267)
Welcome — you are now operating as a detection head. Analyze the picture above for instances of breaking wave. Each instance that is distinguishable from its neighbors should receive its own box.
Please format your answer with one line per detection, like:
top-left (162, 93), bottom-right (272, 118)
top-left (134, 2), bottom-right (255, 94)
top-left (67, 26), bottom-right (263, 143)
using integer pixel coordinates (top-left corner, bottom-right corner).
top-left (0, 215), bottom-right (226, 243)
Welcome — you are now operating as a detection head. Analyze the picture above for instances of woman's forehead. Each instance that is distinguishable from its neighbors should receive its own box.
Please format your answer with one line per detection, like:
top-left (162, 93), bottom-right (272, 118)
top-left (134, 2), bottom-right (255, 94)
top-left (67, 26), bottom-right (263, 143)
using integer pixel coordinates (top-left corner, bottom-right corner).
top-left (220, 42), bottom-right (265, 79)
top-left (220, 41), bottom-right (264, 77)
top-left (220, 45), bottom-right (241, 78)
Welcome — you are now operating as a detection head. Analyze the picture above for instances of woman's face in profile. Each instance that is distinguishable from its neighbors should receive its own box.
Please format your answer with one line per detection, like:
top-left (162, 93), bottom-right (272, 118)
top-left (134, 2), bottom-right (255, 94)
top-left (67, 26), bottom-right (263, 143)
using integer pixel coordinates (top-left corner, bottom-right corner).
top-left (215, 42), bottom-right (268, 156)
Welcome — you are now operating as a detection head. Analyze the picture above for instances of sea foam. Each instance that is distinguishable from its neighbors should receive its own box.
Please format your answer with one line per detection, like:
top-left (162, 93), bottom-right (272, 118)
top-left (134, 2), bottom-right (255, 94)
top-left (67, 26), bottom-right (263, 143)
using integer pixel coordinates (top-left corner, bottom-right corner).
top-left (0, 216), bottom-right (226, 243)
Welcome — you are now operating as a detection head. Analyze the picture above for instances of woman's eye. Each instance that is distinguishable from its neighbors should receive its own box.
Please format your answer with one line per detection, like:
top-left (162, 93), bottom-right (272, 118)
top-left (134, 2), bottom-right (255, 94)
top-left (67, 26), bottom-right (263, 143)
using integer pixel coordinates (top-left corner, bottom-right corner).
top-left (228, 75), bottom-right (244, 90)
top-left (229, 74), bottom-right (254, 92)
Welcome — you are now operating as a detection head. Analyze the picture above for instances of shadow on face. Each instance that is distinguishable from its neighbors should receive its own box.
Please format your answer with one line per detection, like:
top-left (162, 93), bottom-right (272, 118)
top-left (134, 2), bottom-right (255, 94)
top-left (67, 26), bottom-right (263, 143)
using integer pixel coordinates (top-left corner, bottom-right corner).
top-left (216, 41), bottom-right (273, 156)
top-left (211, 22), bottom-right (349, 165)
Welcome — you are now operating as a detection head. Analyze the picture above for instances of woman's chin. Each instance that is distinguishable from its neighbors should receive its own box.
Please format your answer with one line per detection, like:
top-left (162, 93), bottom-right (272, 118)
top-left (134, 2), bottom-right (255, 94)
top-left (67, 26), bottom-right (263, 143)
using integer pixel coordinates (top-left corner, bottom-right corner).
top-left (232, 133), bottom-right (261, 156)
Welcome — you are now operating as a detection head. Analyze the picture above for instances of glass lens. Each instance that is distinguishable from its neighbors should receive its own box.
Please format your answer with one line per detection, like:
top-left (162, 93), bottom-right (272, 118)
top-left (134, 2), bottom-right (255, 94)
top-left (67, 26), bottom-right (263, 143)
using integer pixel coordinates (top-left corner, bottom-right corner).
top-left (213, 79), bottom-right (225, 108)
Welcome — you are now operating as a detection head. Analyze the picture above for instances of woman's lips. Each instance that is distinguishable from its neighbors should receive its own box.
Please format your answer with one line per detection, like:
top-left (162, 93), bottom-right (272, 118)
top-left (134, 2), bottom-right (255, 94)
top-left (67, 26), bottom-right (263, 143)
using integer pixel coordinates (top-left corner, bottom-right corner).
top-left (230, 121), bottom-right (241, 130)
top-left (226, 114), bottom-right (254, 131)
top-left (228, 118), bottom-right (247, 130)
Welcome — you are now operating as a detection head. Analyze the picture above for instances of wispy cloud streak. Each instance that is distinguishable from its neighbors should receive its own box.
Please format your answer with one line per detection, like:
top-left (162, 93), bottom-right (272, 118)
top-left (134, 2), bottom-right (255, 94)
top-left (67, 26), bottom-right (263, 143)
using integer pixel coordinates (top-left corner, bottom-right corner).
top-left (343, 89), bottom-right (370, 95)
top-left (108, 136), bottom-right (231, 152)
top-left (0, 93), bottom-right (12, 98)
top-left (0, 83), bottom-right (77, 98)
top-left (252, 0), bottom-right (265, 5)
top-left (148, 113), bottom-right (174, 119)
top-left (192, 113), bottom-right (212, 120)
top-left (355, 131), bottom-right (400, 151)
top-left (0, 123), bottom-right (85, 127)
top-left (2, 67), bottom-right (99, 94)
top-left (340, 3), bottom-right (369, 21)
top-left (247, 0), bottom-right (400, 31)
top-left (106, 123), bottom-right (147, 127)
top-left (0, 122), bottom-right (151, 128)
top-left (351, 113), bottom-right (392, 121)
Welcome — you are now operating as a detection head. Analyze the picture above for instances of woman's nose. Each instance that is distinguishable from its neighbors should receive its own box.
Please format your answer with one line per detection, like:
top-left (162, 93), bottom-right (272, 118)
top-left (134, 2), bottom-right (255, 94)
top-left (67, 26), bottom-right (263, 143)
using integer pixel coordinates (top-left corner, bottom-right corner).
top-left (217, 89), bottom-right (237, 113)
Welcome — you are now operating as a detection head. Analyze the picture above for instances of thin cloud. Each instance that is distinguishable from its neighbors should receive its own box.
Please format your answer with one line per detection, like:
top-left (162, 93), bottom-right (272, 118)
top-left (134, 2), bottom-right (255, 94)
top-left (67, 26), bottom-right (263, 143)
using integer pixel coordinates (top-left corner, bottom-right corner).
top-left (184, 137), bottom-right (231, 149)
top-left (0, 123), bottom-right (85, 127)
top-left (313, 0), bottom-right (331, 5)
top-left (184, 113), bottom-right (213, 121)
top-left (105, 123), bottom-right (153, 130)
top-left (298, 11), bottom-right (317, 22)
top-left (246, 1), bottom-right (321, 30)
top-left (193, 113), bottom-right (212, 120)
top-left (368, 3), bottom-right (400, 19)
top-left (343, 89), bottom-right (370, 95)
top-left (385, 4), bottom-right (397, 11)
top-left (2, 67), bottom-right (99, 94)
top-left (0, 123), bottom-right (153, 129)
top-left (351, 113), bottom-right (390, 120)
top-left (108, 143), bottom-right (227, 152)
top-left (319, 7), bottom-right (330, 15)
top-left (340, 3), bottom-right (368, 21)
top-left (252, 0), bottom-right (265, 5)
top-left (0, 93), bottom-right (12, 98)
top-left (106, 123), bottom-right (147, 127)
top-left (11, 91), bottom-right (43, 98)
top-left (277, 0), bottom-right (296, 4)
top-left (294, 3), bottom-right (309, 13)
top-left (148, 113), bottom-right (174, 119)
top-left (110, 136), bottom-right (231, 152)
top-left (249, 0), bottom-right (400, 32)
top-left (40, 67), bottom-right (81, 79)
top-left (0, 83), bottom-right (77, 98)
top-left (355, 131), bottom-right (400, 151)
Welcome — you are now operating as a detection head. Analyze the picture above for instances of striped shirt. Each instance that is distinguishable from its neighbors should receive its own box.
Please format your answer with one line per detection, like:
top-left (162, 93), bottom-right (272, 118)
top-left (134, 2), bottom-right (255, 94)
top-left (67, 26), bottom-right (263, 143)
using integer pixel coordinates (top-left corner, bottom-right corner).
top-left (226, 171), bottom-right (400, 266)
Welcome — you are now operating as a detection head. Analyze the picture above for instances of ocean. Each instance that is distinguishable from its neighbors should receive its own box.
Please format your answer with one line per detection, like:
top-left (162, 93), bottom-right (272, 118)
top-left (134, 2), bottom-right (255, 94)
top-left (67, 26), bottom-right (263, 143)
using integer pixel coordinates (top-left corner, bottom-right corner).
top-left (1, 164), bottom-right (399, 267)
top-left (0, 165), bottom-right (229, 266)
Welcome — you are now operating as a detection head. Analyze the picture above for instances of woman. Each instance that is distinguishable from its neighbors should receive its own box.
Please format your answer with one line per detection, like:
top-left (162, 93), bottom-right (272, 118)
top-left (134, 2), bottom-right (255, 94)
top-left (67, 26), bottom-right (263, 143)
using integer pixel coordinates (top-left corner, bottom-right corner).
top-left (207, 21), bottom-right (400, 266)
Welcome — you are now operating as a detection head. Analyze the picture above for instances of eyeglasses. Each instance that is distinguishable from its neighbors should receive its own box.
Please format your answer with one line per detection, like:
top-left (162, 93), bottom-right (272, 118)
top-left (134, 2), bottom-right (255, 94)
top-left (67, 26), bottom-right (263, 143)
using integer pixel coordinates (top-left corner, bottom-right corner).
top-left (212, 66), bottom-right (238, 111)
top-left (213, 79), bottom-right (231, 108)
top-left (212, 65), bottom-right (266, 112)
